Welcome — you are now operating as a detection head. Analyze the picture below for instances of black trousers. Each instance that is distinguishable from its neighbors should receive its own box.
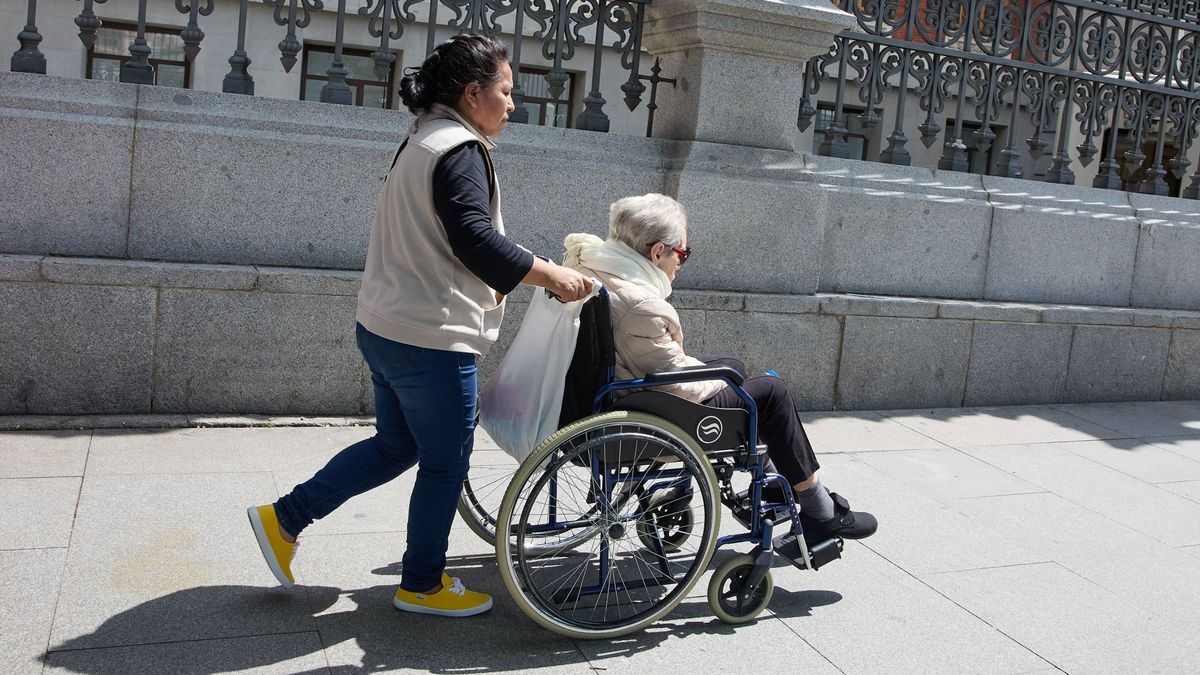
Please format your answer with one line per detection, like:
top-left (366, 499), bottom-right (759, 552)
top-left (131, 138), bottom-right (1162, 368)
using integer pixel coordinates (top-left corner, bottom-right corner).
top-left (698, 356), bottom-right (820, 486)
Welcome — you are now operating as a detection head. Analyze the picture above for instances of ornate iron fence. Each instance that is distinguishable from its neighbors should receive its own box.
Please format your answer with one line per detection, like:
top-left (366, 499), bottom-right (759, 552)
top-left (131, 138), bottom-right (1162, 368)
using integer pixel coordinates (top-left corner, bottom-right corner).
top-left (9, 0), bottom-right (663, 134)
top-left (801, 0), bottom-right (1200, 197)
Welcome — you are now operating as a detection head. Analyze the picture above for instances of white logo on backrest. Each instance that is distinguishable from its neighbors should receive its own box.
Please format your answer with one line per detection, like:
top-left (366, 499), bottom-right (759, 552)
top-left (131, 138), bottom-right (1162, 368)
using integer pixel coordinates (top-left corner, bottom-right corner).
top-left (697, 416), bottom-right (723, 444)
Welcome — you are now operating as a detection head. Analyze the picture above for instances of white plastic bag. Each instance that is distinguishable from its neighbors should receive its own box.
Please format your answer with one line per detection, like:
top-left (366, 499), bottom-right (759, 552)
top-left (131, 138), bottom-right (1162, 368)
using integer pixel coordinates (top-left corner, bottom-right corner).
top-left (479, 285), bottom-right (597, 462)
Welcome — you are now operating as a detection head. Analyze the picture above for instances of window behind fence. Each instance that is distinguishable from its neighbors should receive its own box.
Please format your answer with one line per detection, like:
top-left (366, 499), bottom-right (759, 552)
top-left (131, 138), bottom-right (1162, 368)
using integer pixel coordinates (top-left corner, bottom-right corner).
top-left (86, 21), bottom-right (189, 89)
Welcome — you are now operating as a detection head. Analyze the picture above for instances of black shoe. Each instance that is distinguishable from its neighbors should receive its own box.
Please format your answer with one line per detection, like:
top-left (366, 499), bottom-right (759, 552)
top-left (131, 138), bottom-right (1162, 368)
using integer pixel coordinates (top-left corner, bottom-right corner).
top-left (798, 492), bottom-right (877, 542)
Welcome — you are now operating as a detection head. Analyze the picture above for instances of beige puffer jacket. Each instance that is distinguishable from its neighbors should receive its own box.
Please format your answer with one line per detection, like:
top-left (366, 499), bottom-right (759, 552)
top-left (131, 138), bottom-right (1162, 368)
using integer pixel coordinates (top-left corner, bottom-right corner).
top-left (578, 266), bottom-right (727, 403)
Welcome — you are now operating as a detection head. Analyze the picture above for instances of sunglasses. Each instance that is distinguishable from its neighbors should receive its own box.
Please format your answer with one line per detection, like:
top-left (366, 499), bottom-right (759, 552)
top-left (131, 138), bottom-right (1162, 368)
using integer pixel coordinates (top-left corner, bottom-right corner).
top-left (660, 242), bottom-right (692, 265)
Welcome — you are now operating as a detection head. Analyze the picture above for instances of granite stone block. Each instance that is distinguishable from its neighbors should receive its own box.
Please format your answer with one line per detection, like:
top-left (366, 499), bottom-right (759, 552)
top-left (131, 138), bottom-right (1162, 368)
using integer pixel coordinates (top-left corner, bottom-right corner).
top-left (0, 254), bottom-right (41, 281)
top-left (1130, 220), bottom-right (1200, 310)
top-left (41, 257), bottom-right (257, 290)
top-left (127, 123), bottom-right (386, 268)
top-left (935, 299), bottom-right (1043, 323)
top-left (818, 185), bottom-right (990, 298)
top-left (1042, 305), bottom-right (1136, 326)
top-left (670, 170), bottom-right (825, 294)
top-left (1064, 326), bottom-right (1172, 403)
top-left (983, 174), bottom-right (1135, 215)
top-left (743, 293), bottom-right (821, 314)
top-left (964, 322), bottom-right (1073, 406)
top-left (669, 290), bottom-right (744, 311)
top-left (154, 290), bottom-right (361, 414)
top-left (1172, 312), bottom-right (1200, 329)
top-left (701, 310), bottom-right (840, 409)
top-left (1131, 308), bottom-right (1184, 328)
top-left (804, 153), bottom-right (987, 197)
top-left (836, 316), bottom-right (972, 410)
top-left (676, 308), bottom-right (708, 355)
top-left (254, 266), bottom-right (362, 296)
top-left (0, 283), bottom-right (155, 414)
top-left (494, 155), bottom-right (663, 265)
top-left (1164, 329), bottom-right (1200, 401)
top-left (818, 293), bottom-right (940, 319)
top-left (1128, 191), bottom-right (1200, 221)
top-left (0, 73), bottom-right (134, 259)
top-left (984, 207), bottom-right (1139, 305)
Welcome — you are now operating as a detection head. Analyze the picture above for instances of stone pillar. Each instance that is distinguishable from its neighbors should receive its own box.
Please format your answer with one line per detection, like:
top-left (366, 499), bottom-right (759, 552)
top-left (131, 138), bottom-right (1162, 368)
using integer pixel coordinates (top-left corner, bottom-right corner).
top-left (641, 0), bottom-right (856, 151)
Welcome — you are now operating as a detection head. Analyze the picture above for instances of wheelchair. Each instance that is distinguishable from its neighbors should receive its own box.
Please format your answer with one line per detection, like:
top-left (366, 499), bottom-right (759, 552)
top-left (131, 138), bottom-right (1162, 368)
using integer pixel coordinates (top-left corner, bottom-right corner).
top-left (458, 288), bottom-right (843, 639)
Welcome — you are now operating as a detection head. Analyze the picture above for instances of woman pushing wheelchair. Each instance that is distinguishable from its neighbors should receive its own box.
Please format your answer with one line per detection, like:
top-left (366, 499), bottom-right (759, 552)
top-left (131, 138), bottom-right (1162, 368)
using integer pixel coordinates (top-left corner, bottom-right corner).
top-left (562, 193), bottom-right (877, 544)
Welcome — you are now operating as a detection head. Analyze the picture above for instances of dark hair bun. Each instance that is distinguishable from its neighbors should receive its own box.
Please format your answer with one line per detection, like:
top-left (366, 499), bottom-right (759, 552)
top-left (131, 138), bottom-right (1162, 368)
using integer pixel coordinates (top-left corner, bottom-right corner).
top-left (397, 34), bottom-right (510, 115)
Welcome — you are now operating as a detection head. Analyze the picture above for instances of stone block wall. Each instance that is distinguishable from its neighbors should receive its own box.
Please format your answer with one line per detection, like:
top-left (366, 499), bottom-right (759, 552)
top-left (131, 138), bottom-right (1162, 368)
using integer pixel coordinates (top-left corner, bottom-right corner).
top-left (3, 71), bottom-right (1199, 415)
top-left (4, 254), bottom-right (1197, 415)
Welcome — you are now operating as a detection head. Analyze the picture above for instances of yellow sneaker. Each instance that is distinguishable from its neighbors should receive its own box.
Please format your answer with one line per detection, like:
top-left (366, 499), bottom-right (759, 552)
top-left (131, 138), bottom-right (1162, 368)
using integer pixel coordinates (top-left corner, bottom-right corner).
top-left (247, 504), bottom-right (296, 588)
top-left (392, 573), bottom-right (493, 617)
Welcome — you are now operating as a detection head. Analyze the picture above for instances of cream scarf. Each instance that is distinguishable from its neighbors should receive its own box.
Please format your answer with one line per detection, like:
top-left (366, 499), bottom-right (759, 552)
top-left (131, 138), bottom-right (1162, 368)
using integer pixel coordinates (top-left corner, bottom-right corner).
top-left (563, 233), bottom-right (672, 299)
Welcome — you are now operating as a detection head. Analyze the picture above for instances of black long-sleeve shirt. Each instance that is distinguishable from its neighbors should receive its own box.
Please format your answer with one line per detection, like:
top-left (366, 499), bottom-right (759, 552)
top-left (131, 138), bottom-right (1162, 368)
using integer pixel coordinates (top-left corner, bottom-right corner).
top-left (432, 142), bottom-right (534, 295)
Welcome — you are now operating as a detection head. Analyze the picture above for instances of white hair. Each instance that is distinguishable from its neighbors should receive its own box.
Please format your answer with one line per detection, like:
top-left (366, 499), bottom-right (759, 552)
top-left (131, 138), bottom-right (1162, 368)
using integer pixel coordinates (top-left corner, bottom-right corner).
top-left (607, 193), bottom-right (687, 255)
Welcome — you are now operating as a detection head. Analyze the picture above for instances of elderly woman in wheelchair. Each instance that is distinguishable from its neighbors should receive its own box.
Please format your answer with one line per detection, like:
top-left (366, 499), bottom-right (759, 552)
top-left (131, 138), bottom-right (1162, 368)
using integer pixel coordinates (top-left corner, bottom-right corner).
top-left (460, 193), bottom-right (875, 639)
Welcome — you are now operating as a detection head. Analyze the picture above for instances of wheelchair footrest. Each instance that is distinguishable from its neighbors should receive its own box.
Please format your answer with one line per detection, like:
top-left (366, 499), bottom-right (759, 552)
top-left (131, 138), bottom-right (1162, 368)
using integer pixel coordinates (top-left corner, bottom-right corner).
top-left (773, 533), bottom-right (844, 571)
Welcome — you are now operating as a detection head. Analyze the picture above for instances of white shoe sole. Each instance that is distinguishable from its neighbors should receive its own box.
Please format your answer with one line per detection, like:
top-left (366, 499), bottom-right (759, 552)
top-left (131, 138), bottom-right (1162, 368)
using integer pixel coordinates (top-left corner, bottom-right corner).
top-left (392, 595), bottom-right (493, 617)
top-left (247, 506), bottom-right (294, 589)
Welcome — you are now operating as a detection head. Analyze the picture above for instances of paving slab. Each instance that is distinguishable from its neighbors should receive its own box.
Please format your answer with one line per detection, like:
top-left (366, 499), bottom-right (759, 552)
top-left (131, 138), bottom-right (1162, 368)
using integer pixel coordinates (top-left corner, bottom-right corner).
top-left (815, 455), bottom-right (1048, 575)
top-left (922, 561), bottom-right (1200, 674)
top-left (43, 632), bottom-right (329, 674)
top-left (574, 609), bottom-right (839, 675)
top-left (1053, 438), bottom-right (1200, 483)
top-left (770, 541), bottom-right (1050, 675)
top-left (0, 548), bottom-right (66, 675)
top-left (295, 532), bottom-right (591, 673)
top-left (881, 405), bottom-right (1123, 447)
top-left (797, 410), bottom-right (947, 453)
top-left (1147, 434), bottom-right (1200, 463)
top-left (0, 477), bottom-right (80, 549)
top-left (0, 430), bottom-right (89, 478)
top-left (852, 447), bottom-right (1043, 500)
top-left (85, 426), bottom-right (374, 476)
top-left (1160, 480), bottom-right (1200, 505)
top-left (961, 443), bottom-right (1200, 546)
top-left (48, 472), bottom-right (316, 651)
top-left (949, 491), bottom-right (1200, 624)
top-left (1052, 400), bottom-right (1200, 437)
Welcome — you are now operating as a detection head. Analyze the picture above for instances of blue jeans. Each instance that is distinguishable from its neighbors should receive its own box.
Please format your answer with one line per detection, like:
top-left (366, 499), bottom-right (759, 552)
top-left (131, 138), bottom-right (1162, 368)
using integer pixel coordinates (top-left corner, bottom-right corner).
top-left (274, 323), bottom-right (477, 592)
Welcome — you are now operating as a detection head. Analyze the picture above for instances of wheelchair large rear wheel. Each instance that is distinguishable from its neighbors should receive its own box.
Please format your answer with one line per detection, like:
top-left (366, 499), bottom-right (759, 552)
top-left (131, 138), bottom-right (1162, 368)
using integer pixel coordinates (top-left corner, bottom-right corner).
top-left (459, 441), bottom-right (617, 554)
top-left (496, 411), bottom-right (720, 639)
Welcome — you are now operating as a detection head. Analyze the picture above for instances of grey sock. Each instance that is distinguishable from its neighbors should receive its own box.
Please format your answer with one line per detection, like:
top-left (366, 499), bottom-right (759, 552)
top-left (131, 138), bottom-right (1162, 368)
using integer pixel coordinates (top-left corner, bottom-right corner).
top-left (796, 479), bottom-right (835, 521)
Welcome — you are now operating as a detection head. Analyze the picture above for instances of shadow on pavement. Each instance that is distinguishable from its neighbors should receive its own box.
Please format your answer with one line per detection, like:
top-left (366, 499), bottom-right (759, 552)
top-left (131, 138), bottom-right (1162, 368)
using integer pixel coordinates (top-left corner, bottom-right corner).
top-left (42, 552), bottom-right (843, 673)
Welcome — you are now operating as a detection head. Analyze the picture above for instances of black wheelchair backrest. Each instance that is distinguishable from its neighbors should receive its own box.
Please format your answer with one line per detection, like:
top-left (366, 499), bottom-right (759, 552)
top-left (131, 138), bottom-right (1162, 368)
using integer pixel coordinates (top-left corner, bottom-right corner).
top-left (558, 290), bottom-right (615, 428)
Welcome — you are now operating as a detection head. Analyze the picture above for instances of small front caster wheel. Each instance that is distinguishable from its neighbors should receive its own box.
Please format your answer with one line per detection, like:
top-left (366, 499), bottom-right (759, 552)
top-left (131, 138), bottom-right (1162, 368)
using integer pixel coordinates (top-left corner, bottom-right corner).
top-left (707, 553), bottom-right (773, 624)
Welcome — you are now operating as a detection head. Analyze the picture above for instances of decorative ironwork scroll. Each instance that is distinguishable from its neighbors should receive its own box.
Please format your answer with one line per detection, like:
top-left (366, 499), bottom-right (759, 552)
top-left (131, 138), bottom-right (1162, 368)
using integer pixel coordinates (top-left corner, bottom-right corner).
top-left (803, 0), bottom-right (1200, 197)
top-left (13, 0), bottom-right (664, 136)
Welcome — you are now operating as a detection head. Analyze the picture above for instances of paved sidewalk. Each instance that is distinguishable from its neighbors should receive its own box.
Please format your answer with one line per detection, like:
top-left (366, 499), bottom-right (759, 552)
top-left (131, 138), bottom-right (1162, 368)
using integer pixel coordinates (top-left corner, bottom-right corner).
top-left (4, 401), bottom-right (1200, 674)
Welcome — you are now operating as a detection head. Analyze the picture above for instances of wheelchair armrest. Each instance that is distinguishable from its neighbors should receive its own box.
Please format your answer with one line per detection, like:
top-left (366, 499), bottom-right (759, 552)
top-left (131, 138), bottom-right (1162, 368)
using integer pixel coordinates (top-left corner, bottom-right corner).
top-left (643, 364), bottom-right (745, 387)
